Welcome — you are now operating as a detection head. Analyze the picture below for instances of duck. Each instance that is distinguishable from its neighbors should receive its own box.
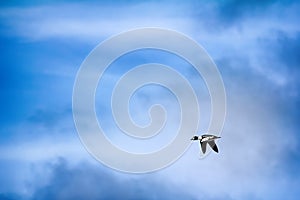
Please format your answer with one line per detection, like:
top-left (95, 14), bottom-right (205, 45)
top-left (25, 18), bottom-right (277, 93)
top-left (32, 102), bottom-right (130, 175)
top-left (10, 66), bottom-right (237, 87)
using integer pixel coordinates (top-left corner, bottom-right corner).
top-left (191, 134), bottom-right (221, 154)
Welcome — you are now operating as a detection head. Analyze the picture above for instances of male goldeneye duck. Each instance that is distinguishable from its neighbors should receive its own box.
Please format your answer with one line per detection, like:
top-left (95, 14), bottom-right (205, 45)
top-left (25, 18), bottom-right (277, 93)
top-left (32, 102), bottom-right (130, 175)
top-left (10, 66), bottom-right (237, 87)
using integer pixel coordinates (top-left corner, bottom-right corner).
top-left (191, 134), bottom-right (221, 154)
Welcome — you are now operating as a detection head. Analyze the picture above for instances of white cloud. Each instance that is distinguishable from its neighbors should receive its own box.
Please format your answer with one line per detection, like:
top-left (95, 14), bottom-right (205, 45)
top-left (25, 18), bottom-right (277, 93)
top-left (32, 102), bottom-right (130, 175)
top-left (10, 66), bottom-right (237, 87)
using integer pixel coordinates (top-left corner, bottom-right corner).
top-left (0, 3), bottom-right (194, 42)
top-left (1, 77), bottom-right (298, 199)
top-left (1, 1), bottom-right (299, 199)
top-left (1, 1), bottom-right (299, 88)
top-left (159, 87), bottom-right (298, 199)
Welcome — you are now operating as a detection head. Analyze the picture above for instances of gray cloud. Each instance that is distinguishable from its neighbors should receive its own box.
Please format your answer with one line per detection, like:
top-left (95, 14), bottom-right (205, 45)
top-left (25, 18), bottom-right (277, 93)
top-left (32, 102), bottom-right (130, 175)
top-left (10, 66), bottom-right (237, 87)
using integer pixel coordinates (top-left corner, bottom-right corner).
top-left (29, 158), bottom-right (197, 200)
top-left (27, 107), bottom-right (72, 129)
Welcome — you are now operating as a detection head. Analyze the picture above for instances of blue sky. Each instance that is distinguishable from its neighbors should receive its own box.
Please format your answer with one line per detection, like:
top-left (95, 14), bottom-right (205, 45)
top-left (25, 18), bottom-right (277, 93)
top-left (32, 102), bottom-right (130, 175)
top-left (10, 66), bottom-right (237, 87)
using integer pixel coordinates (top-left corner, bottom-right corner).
top-left (1, 0), bottom-right (300, 199)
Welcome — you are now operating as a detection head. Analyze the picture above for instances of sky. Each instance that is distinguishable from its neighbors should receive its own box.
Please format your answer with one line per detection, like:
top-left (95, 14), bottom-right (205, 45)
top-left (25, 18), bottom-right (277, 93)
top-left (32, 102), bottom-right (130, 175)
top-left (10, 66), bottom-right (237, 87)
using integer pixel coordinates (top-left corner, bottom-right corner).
top-left (1, 0), bottom-right (300, 199)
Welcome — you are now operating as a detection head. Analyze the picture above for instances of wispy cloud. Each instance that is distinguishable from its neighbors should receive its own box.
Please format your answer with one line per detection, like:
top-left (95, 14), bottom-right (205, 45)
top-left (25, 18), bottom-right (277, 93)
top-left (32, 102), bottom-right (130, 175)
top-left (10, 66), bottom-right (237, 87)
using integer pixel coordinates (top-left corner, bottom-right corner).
top-left (0, 2), bottom-right (193, 42)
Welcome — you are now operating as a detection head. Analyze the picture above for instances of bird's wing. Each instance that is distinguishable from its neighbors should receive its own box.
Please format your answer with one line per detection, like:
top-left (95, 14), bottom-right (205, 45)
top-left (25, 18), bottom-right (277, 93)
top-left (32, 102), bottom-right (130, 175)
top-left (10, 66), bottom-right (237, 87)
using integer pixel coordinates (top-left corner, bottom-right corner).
top-left (201, 134), bottom-right (211, 137)
top-left (208, 140), bottom-right (219, 153)
top-left (202, 134), bottom-right (215, 138)
top-left (200, 141), bottom-right (207, 154)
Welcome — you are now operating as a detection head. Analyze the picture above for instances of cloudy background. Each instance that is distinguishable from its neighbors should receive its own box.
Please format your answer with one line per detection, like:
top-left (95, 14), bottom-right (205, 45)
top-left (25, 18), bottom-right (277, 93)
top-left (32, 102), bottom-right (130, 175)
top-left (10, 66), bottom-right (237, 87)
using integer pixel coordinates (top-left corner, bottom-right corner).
top-left (1, 0), bottom-right (300, 199)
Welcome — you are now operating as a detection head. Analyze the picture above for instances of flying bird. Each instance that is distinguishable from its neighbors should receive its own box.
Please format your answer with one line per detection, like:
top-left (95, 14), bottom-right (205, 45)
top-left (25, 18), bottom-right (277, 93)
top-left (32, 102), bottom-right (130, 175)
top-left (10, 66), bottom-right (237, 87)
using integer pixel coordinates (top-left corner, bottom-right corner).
top-left (191, 134), bottom-right (221, 154)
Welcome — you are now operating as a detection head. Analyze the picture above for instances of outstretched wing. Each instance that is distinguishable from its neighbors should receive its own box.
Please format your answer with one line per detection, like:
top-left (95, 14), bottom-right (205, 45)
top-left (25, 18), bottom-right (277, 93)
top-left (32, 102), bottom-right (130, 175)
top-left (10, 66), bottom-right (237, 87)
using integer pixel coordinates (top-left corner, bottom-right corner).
top-left (200, 141), bottom-right (207, 154)
top-left (208, 140), bottom-right (219, 153)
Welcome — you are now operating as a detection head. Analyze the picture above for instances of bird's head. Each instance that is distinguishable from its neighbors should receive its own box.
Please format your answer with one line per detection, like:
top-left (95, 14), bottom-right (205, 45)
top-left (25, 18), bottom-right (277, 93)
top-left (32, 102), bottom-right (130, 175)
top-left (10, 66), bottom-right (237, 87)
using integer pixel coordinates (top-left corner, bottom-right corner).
top-left (190, 136), bottom-right (199, 141)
